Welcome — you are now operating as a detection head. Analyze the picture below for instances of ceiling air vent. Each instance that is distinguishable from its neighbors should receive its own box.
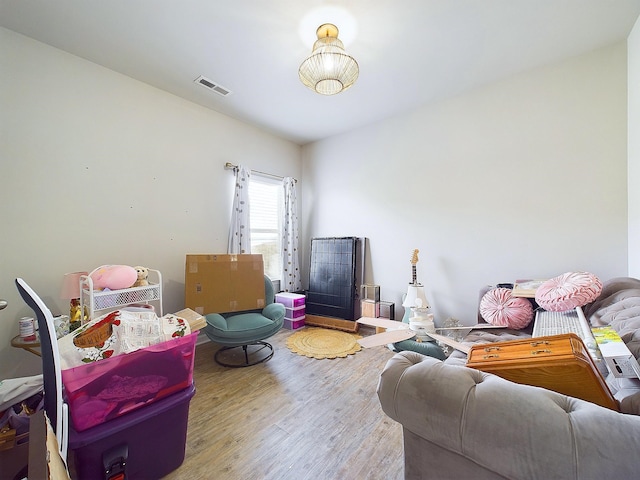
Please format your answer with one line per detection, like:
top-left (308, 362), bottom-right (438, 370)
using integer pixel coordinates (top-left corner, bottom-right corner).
top-left (194, 75), bottom-right (231, 97)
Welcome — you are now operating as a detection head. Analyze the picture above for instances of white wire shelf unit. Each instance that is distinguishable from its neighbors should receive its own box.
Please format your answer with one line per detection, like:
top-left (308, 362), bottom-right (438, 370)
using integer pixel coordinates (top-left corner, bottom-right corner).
top-left (80, 268), bottom-right (163, 321)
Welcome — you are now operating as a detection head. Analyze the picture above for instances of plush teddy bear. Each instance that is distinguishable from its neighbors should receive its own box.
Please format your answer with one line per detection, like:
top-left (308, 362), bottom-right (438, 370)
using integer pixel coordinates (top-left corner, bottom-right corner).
top-left (133, 266), bottom-right (149, 287)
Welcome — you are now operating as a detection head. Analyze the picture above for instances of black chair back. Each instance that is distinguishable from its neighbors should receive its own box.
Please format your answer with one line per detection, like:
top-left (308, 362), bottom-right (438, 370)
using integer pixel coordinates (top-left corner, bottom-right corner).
top-left (15, 278), bottom-right (62, 438)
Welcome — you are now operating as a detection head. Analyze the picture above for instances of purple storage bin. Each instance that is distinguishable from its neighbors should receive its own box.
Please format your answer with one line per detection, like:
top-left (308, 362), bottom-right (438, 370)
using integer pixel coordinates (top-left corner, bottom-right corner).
top-left (275, 292), bottom-right (305, 308)
top-left (285, 305), bottom-right (305, 319)
top-left (69, 383), bottom-right (195, 479)
top-left (284, 318), bottom-right (305, 330)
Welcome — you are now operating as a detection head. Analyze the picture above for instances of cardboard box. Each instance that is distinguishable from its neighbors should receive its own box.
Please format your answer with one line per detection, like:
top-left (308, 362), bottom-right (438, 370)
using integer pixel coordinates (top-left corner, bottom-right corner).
top-left (361, 300), bottom-right (379, 318)
top-left (27, 411), bottom-right (70, 480)
top-left (185, 254), bottom-right (265, 315)
top-left (592, 326), bottom-right (640, 378)
top-left (173, 308), bottom-right (206, 331)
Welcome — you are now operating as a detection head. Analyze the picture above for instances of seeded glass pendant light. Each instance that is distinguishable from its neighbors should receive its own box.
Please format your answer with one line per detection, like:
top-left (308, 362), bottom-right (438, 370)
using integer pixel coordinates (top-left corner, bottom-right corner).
top-left (298, 23), bottom-right (359, 95)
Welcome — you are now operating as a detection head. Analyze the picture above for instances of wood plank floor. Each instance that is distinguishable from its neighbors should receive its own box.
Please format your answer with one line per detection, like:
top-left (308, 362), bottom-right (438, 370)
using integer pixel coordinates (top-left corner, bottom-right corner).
top-left (163, 327), bottom-right (404, 480)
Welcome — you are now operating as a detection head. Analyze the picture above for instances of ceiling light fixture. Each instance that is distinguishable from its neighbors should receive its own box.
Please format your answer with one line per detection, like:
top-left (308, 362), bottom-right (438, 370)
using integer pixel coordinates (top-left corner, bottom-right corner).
top-left (298, 23), bottom-right (359, 95)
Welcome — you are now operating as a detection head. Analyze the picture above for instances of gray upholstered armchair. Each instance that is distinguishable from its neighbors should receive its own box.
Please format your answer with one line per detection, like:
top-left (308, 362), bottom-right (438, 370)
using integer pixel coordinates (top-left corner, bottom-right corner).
top-left (203, 275), bottom-right (285, 367)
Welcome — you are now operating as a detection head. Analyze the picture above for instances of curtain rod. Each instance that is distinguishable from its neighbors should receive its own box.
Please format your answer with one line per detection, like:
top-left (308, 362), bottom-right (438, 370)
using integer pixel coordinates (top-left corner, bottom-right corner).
top-left (224, 162), bottom-right (297, 183)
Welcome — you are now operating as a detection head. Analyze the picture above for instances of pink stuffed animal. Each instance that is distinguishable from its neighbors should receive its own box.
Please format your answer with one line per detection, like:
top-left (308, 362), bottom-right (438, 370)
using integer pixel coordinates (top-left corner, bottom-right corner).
top-left (89, 265), bottom-right (138, 290)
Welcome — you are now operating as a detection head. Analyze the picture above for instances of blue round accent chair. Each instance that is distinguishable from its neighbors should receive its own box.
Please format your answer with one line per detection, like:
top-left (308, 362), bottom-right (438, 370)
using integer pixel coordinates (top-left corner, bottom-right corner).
top-left (203, 275), bottom-right (285, 367)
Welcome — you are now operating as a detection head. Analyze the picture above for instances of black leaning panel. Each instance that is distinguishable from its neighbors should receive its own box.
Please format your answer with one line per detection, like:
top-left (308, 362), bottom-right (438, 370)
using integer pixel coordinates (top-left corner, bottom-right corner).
top-left (306, 237), bottom-right (358, 320)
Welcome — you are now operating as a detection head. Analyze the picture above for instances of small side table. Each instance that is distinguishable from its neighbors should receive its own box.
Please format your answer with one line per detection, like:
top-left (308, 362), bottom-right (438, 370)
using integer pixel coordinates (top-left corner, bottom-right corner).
top-left (11, 335), bottom-right (41, 357)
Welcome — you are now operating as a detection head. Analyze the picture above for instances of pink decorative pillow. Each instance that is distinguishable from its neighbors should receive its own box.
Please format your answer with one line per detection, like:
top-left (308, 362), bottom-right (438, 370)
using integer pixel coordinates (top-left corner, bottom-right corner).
top-left (90, 265), bottom-right (138, 290)
top-left (535, 272), bottom-right (603, 312)
top-left (480, 288), bottom-right (534, 329)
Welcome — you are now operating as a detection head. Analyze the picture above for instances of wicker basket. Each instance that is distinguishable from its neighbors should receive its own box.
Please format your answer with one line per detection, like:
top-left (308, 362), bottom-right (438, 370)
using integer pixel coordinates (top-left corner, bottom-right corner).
top-left (73, 322), bottom-right (113, 348)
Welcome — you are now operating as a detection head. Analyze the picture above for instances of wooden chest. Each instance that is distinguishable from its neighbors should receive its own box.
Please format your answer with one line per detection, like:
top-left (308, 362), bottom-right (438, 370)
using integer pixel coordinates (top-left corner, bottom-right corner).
top-left (467, 333), bottom-right (618, 411)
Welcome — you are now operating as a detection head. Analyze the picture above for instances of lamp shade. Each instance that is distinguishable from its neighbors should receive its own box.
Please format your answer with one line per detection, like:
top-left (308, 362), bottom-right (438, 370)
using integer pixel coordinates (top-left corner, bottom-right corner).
top-left (60, 271), bottom-right (87, 300)
top-left (402, 284), bottom-right (430, 309)
top-left (299, 23), bottom-right (359, 95)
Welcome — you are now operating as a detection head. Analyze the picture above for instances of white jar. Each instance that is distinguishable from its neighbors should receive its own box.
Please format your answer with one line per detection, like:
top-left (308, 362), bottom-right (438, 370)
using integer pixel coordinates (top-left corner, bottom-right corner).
top-left (53, 315), bottom-right (70, 339)
top-left (19, 316), bottom-right (36, 341)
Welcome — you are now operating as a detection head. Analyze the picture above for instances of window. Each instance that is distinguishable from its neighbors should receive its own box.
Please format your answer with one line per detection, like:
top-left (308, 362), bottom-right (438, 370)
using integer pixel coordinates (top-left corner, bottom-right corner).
top-left (249, 176), bottom-right (283, 281)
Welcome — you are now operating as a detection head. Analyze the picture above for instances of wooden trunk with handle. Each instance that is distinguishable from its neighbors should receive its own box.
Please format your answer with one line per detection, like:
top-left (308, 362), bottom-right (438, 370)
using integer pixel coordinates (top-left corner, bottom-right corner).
top-left (466, 333), bottom-right (618, 411)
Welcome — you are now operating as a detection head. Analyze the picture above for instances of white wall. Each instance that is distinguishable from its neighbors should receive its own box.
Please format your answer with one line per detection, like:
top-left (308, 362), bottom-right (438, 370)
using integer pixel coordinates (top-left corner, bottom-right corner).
top-left (302, 42), bottom-right (628, 326)
top-left (629, 18), bottom-right (640, 277)
top-left (0, 28), bottom-right (301, 377)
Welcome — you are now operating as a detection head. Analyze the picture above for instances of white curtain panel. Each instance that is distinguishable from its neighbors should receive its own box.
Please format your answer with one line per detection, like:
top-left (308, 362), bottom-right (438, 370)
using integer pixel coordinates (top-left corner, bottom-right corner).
top-left (227, 165), bottom-right (251, 254)
top-left (282, 177), bottom-right (302, 292)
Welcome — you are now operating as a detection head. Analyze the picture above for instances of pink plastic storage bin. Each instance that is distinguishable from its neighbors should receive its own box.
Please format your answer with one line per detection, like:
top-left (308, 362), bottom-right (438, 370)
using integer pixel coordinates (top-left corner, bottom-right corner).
top-left (275, 292), bottom-right (305, 308)
top-left (284, 317), bottom-right (305, 330)
top-left (285, 306), bottom-right (305, 319)
top-left (62, 332), bottom-right (197, 431)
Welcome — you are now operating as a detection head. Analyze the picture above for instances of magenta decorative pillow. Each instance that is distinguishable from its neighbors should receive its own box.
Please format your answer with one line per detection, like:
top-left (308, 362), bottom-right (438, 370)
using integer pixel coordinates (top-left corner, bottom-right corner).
top-left (535, 272), bottom-right (603, 312)
top-left (479, 288), bottom-right (534, 329)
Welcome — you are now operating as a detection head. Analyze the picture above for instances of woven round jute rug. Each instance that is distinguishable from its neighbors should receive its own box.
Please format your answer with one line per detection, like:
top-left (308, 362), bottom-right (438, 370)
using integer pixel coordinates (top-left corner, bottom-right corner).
top-left (286, 327), bottom-right (362, 359)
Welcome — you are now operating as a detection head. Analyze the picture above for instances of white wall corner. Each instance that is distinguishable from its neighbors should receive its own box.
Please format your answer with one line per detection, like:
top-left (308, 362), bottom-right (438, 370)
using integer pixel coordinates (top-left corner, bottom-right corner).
top-left (629, 17), bottom-right (640, 277)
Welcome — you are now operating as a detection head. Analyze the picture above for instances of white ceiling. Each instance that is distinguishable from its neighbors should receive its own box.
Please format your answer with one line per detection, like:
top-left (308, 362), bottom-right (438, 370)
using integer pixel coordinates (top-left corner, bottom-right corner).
top-left (2, 0), bottom-right (640, 145)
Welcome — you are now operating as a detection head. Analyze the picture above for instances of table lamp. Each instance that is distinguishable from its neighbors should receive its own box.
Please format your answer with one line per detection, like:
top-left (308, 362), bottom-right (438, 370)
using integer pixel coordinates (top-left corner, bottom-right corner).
top-left (402, 284), bottom-right (430, 321)
top-left (402, 285), bottom-right (429, 310)
top-left (60, 271), bottom-right (88, 330)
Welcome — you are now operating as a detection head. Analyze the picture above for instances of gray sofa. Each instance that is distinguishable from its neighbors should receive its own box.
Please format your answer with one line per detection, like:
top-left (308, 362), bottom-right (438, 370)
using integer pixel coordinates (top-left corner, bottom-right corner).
top-left (377, 277), bottom-right (640, 480)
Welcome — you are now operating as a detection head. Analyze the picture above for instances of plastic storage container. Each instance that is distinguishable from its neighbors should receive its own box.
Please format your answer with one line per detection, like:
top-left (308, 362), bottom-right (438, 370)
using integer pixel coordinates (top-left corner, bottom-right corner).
top-left (69, 383), bottom-right (195, 479)
top-left (284, 317), bottom-right (305, 330)
top-left (285, 305), bottom-right (305, 319)
top-left (62, 332), bottom-right (197, 431)
top-left (275, 292), bottom-right (305, 308)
